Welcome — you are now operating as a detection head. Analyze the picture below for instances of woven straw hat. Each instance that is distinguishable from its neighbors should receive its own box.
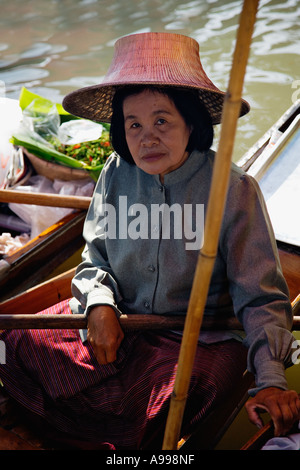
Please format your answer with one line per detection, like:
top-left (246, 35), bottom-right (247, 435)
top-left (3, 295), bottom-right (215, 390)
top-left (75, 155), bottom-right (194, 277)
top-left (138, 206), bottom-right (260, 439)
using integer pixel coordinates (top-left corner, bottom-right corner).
top-left (63, 32), bottom-right (250, 125)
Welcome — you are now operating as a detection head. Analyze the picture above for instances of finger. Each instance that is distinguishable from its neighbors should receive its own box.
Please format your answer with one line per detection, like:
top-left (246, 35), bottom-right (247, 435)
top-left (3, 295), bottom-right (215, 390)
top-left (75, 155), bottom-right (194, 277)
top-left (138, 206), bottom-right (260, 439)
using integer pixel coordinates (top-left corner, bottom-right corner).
top-left (87, 334), bottom-right (109, 365)
top-left (277, 396), bottom-right (300, 436)
top-left (94, 345), bottom-right (109, 365)
top-left (266, 401), bottom-right (295, 437)
top-left (245, 401), bottom-right (266, 429)
top-left (259, 398), bottom-right (284, 437)
top-left (270, 391), bottom-right (300, 436)
top-left (290, 392), bottom-right (300, 417)
top-left (272, 411), bottom-right (285, 437)
top-left (105, 332), bottom-right (124, 363)
top-left (104, 345), bottom-right (118, 363)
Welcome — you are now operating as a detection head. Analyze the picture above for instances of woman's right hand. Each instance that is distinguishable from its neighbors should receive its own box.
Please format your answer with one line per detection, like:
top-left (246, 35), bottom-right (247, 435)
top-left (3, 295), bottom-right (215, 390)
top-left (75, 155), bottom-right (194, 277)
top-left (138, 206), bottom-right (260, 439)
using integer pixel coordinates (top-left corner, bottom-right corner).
top-left (87, 305), bottom-right (124, 365)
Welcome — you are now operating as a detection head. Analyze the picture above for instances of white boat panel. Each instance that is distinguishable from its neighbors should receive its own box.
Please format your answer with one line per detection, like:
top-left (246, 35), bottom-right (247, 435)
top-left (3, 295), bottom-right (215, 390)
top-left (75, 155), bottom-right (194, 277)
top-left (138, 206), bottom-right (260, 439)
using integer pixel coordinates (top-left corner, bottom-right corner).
top-left (249, 115), bottom-right (300, 247)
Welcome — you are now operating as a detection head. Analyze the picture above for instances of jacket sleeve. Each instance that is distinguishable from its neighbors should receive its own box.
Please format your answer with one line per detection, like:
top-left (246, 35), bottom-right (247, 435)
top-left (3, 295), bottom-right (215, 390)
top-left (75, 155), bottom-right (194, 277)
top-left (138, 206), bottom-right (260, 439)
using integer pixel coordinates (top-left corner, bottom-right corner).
top-left (221, 171), bottom-right (296, 396)
top-left (70, 155), bottom-right (123, 318)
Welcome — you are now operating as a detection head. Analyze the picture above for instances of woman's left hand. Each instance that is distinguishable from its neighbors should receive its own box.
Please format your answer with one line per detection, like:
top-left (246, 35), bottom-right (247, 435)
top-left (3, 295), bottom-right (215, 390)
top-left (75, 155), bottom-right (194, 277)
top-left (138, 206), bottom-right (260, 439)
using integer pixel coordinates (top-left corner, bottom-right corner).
top-left (245, 387), bottom-right (300, 436)
top-left (87, 305), bottom-right (124, 365)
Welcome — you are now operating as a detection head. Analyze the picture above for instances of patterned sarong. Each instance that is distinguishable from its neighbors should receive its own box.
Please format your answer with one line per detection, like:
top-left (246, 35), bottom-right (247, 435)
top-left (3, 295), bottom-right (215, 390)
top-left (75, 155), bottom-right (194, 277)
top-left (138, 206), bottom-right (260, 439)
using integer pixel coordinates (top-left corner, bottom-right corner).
top-left (0, 300), bottom-right (247, 449)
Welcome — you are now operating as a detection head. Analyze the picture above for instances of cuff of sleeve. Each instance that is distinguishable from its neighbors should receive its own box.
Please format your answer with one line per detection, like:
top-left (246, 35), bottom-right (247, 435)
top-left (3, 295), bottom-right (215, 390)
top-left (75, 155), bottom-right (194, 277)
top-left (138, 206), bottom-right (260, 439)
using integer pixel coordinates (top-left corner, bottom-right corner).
top-left (86, 289), bottom-right (122, 318)
top-left (248, 360), bottom-right (288, 397)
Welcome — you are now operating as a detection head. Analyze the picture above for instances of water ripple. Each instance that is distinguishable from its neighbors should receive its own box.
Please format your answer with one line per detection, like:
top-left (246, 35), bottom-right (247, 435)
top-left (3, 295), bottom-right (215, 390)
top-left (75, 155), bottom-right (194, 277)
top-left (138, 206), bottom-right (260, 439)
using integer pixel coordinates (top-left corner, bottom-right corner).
top-left (0, 0), bottom-right (299, 161)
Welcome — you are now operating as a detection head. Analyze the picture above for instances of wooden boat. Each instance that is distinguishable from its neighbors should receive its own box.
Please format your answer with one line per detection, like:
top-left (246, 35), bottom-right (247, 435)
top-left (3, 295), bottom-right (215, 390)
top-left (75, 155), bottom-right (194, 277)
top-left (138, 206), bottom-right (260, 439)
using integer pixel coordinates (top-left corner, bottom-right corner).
top-left (236, 98), bottom-right (300, 450)
top-left (0, 95), bottom-right (95, 302)
top-left (0, 209), bottom-right (86, 302)
top-left (0, 158), bottom-right (93, 302)
top-left (237, 98), bottom-right (300, 302)
top-left (0, 100), bottom-right (299, 450)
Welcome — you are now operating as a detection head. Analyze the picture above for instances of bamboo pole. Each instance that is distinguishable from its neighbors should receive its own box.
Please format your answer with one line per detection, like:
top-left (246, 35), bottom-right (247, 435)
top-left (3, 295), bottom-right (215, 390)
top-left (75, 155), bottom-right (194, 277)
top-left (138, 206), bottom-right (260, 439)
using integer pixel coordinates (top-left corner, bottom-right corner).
top-left (162, 0), bottom-right (260, 450)
top-left (0, 189), bottom-right (92, 209)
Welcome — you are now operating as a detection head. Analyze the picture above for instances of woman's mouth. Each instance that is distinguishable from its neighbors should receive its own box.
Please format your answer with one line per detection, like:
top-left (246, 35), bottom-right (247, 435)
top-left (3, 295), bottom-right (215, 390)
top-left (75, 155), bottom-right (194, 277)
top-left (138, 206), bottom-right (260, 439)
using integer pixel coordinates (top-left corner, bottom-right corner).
top-left (141, 153), bottom-right (164, 162)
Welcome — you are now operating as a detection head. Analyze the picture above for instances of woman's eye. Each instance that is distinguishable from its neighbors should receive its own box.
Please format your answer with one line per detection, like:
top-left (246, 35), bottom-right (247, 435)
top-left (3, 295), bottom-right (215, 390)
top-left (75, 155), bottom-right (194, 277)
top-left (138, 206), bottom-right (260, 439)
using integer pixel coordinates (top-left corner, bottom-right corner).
top-left (157, 118), bottom-right (166, 125)
top-left (131, 122), bottom-right (140, 128)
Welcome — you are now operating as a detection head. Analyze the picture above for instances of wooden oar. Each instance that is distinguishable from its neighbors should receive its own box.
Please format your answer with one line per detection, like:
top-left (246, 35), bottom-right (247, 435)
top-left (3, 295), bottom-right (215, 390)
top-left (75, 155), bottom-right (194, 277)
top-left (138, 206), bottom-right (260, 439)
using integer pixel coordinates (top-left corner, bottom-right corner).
top-left (0, 189), bottom-right (92, 209)
top-left (0, 311), bottom-right (299, 330)
top-left (162, 0), bottom-right (260, 450)
top-left (0, 277), bottom-right (298, 330)
top-left (0, 292), bottom-right (298, 330)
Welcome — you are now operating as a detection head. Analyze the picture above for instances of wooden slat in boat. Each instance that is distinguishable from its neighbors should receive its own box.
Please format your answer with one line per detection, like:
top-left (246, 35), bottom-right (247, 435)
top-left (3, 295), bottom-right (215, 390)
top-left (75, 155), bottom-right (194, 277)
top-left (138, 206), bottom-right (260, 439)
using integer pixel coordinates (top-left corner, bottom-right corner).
top-left (240, 422), bottom-right (274, 450)
top-left (0, 211), bottom-right (85, 302)
top-left (278, 246), bottom-right (300, 302)
top-left (0, 267), bottom-right (76, 314)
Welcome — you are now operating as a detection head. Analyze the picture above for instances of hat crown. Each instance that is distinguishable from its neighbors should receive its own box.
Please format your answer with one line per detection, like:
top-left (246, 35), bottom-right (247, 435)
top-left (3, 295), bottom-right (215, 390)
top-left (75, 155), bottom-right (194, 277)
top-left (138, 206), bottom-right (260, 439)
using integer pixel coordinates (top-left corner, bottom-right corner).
top-left (62, 31), bottom-right (250, 124)
top-left (103, 32), bottom-right (219, 92)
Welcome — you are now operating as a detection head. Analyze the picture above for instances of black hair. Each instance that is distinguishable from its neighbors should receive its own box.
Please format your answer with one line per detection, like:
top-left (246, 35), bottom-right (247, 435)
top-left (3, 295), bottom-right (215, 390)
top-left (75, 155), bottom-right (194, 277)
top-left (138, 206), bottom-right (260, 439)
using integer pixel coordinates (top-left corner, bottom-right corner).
top-left (110, 85), bottom-right (214, 164)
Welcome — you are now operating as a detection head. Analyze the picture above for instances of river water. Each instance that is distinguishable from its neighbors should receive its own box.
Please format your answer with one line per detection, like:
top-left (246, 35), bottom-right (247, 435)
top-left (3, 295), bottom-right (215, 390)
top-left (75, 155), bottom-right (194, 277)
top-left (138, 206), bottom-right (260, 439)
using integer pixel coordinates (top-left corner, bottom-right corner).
top-left (1, 0), bottom-right (299, 161)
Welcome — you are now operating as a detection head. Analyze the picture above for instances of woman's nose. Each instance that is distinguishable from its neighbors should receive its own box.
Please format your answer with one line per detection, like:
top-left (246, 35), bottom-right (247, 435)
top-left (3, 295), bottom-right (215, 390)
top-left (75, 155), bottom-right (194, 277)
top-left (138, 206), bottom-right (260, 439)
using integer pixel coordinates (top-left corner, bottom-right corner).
top-left (141, 127), bottom-right (159, 146)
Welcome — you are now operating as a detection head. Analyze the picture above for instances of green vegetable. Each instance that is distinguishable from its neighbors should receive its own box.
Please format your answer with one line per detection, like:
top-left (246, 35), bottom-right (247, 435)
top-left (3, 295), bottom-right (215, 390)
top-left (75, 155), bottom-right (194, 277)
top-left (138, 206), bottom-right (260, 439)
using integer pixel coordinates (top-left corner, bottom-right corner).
top-left (61, 130), bottom-right (113, 167)
top-left (12, 88), bottom-right (113, 182)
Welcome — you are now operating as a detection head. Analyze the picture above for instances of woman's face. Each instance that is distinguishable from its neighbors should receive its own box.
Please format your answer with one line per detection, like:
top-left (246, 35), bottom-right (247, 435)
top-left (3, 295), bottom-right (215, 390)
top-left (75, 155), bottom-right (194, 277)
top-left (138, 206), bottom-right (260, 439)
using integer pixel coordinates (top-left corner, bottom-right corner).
top-left (123, 89), bottom-right (192, 182)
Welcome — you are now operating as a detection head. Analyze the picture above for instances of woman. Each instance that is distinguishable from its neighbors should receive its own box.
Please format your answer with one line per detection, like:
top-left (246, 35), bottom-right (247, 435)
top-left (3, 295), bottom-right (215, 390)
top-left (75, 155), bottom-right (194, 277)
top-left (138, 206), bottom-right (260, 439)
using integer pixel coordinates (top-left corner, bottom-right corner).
top-left (0, 32), bottom-right (299, 449)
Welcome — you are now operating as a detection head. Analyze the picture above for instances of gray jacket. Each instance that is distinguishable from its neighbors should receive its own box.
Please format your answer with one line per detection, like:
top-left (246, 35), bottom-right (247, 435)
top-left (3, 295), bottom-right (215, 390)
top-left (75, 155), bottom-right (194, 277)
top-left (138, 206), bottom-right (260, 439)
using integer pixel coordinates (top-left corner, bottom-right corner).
top-left (70, 149), bottom-right (295, 395)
